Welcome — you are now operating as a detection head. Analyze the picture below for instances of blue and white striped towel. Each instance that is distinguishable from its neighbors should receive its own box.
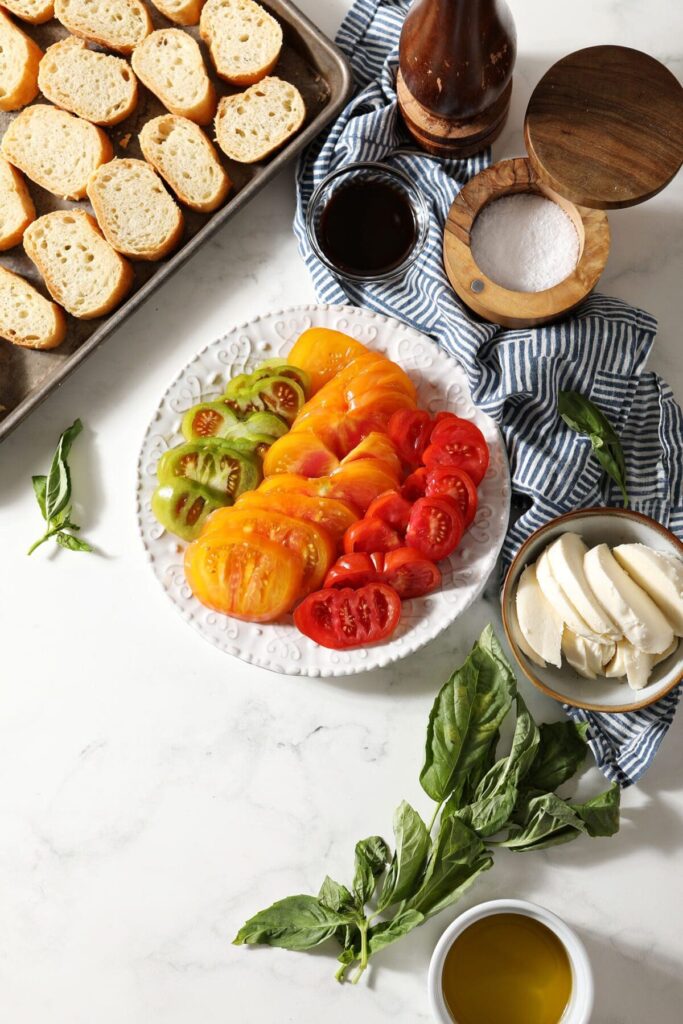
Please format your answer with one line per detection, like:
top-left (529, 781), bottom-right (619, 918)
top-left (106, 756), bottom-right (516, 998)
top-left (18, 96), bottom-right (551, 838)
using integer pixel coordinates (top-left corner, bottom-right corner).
top-left (293, 0), bottom-right (683, 786)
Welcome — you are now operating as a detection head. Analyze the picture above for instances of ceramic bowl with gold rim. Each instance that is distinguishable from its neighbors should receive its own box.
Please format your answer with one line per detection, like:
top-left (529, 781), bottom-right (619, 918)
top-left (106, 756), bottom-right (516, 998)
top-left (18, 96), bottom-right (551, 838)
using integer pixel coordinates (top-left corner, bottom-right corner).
top-left (501, 508), bottom-right (683, 713)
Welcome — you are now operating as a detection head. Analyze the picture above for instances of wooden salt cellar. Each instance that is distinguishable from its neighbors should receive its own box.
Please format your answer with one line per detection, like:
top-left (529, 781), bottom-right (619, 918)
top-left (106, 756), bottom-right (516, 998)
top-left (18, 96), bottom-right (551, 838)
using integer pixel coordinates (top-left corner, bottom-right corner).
top-left (397, 0), bottom-right (516, 157)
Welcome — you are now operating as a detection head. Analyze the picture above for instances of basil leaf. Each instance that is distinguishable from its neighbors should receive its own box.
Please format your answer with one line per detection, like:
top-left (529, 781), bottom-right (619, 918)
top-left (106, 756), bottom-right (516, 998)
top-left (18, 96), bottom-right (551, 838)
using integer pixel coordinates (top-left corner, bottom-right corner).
top-left (56, 533), bottom-right (92, 553)
top-left (404, 815), bottom-right (492, 918)
top-left (319, 877), bottom-right (355, 914)
top-left (420, 625), bottom-right (516, 805)
top-left (352, 836), bottom-right (389, 907)
top-left (368, 909), bottom-right (424, 955)
top-left (32, 475), bottom-right (47, 520)
top-left (377, 802), bottom-right (430, 912)
top-left (233, 895), bottom-right (349, 950)
top-left (44, 419), bottom-right (82, 522)
top-left (502, 792), bottom-right (586, 852)
top-left (525, 721), bottom-right (589, 792)
top-left (558, 391), bottom-right (628, 505)
top-left (571, 783), bottom-right (620, 837)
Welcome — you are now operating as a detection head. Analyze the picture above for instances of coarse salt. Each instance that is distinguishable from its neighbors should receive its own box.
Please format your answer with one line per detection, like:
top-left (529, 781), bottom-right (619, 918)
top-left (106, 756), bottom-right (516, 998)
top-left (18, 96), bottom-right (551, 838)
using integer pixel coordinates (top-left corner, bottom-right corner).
top-left (470, 194), bottom-right (580, 292)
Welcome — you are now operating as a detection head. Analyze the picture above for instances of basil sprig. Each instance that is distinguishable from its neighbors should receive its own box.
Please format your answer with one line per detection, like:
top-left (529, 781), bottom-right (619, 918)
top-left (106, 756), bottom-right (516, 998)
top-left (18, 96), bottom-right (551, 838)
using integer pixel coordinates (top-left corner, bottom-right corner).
top-left (558, 390), bottom-right (629, 505)
top-left (234, 627), bottom-right (620, 983)
top-left (28, 419), bottom-right (93, 555)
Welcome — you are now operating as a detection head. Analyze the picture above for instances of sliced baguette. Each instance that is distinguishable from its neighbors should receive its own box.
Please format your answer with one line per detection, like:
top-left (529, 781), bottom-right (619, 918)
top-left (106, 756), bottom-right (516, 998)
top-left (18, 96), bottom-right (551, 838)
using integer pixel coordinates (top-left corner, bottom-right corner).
top-left (199, 0), bottom-right (282, 85)
top-left (139, 114), bottom-right (230, 213)
top-left (38, 36), bottom-right (138, 126)
top-left (87, 158), bottom-right (184, 261)
top-left (1, 0), bottom-right (54, 25)
top-left (0, 266), bottom-right (66, 348)
top-left (214, 76), bottom-right (304, 163)
top-left (0, 10), bottom-right (42, 112)
top-left (54, 0), bottom-right (152, 55)
top-left (0, 156), bottom-right (35, 249)
top-left (24, 210), bottom-right (133, 319)
top-left (1, 104), bottom-right (113, 200)
top-left (131, 29), bottom-right (215, 125)
top-left (148, 0), bottom-right (204, 26)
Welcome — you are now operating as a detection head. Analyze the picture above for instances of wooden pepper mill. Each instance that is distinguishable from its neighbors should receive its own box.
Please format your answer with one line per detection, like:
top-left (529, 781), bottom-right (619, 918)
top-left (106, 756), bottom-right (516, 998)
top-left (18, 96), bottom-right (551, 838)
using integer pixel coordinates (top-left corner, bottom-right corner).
top-left (397, 0), bottom-right (517, 157)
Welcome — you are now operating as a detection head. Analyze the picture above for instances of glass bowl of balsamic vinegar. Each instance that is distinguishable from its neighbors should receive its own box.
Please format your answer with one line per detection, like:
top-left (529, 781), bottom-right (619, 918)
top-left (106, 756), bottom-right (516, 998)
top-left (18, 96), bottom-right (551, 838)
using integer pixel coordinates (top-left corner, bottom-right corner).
top-left (305, 161), bottom-right (429, 282)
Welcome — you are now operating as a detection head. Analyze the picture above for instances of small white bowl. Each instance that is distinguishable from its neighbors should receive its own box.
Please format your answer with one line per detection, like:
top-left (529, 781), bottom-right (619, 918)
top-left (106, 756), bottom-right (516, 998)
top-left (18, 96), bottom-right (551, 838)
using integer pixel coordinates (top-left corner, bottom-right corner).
top-left (501, 507), bottom-right (683, 713)
top-left (427, 899), bottom-right (593, 1024)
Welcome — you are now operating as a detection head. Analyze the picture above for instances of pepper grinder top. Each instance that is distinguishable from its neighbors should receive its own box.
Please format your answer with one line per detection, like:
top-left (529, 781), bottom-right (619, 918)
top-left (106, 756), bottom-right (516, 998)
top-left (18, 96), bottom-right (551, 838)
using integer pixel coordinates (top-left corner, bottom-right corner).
top-left (397, 0), bottom-right (517, 157)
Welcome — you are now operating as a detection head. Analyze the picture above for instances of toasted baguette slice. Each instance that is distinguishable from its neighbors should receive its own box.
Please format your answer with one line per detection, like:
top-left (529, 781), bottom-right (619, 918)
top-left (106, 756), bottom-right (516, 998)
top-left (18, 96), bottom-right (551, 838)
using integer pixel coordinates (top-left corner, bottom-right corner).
top-left (24, 210), bottom-right (133, 319)
top-left (0, 266), bottom-right (66, 348)
top-left (200, 0), bottom-right (281, 85)
top-left (87, 159), bottom-right (184, 261)
top-left (148, 0), bottom-right (204, 26)
top-left (54, 0), bottom-right (152, 55)
top-left (2, 0), bottom-right (54, 24)
top-left (0, 10), bottom-right (42, 112)
top-left (0, 156), bottom-right (35, 249)
top-left (131, 29), bottom-right (215, 125)
top-left (214, 76), bottom-right (304, 163)
top-left (38, 36), bottom-right (138, 126)
top-left (1, 104), bottom-right (113, 200)
top-left (139, 114), bottom-right (230, 213)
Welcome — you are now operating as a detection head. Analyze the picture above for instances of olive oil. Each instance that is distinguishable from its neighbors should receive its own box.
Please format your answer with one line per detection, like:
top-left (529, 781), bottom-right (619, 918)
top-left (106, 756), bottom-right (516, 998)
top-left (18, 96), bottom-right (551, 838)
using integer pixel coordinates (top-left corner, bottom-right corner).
top-left (442, 913), bottom-right (572, 1024)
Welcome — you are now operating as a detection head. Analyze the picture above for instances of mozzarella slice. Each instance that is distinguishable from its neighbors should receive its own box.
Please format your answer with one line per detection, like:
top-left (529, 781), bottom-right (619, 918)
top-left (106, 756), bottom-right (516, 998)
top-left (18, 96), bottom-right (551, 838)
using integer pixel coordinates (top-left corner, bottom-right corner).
top-left (562, 628), bottom-right (615, 679)
top-left (605, 640), bottom-right (654, 690)
top-left (509, 588), bottom-right (546, 667)
top-left (536, 548), bottom-right (598, 639)
top-left (546, 533), bottom-right (620, 639)
top-left (613, 544), bottom-right (683, 636)
top-left (515, 563), bottom-right (563, 668)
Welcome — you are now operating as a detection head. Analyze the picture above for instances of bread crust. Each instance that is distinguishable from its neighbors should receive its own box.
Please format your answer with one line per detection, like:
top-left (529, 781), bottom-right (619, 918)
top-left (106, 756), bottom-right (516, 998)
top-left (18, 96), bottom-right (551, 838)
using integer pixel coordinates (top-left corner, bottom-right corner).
top-left (0, 10), bottom-right (43, 112)
top-left (0, 266), bottom-right (66, 349)
top-left (139, 114), bottom-right (231, 213)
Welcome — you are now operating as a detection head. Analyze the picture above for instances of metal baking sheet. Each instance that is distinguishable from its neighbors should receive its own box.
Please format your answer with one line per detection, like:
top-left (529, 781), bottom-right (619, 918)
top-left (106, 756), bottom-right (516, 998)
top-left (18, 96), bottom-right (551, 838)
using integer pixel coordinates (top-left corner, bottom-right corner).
top-left (0, 0), bottom-right (352, 441)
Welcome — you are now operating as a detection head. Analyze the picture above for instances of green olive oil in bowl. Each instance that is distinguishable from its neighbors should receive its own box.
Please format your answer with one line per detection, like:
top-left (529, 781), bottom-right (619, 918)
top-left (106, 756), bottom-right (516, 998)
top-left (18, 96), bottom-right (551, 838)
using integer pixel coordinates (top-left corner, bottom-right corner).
top-left (442, 913), bottom-right (572, 1024)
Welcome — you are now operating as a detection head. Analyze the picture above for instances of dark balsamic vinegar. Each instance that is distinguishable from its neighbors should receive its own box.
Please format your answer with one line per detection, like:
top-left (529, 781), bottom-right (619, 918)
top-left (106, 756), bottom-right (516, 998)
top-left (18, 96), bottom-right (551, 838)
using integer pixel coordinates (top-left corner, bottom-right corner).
top-left (318, 180), bottom-right (417, 275)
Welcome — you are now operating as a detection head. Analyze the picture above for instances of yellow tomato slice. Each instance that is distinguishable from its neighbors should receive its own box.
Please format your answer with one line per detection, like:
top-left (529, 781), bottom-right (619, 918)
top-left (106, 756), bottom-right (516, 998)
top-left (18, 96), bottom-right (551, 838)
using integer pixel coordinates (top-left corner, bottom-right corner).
top-left (263, 431), bottom-right (339, 478)
top-left (288, 328), bottom-right (369, 394)
top-left (234, 491), bottom-right (358, 544)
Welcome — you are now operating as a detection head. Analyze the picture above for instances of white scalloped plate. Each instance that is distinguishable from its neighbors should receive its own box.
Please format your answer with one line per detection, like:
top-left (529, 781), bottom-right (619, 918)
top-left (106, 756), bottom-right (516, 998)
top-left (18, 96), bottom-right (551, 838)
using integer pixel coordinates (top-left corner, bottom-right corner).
top-left (136, 305), bottom-right (511, 676)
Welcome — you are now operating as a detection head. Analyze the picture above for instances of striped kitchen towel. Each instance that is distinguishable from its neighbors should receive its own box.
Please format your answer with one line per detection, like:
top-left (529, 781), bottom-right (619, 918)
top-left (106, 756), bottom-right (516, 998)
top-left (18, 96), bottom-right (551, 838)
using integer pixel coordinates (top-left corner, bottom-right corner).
top-left (293, 0), bottom-right (683, 786)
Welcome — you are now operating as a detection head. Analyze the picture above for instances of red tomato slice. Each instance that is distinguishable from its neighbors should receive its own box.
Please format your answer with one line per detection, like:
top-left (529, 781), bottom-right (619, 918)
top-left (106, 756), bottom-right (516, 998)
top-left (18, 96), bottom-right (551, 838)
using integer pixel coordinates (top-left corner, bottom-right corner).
top-left (294, 584), bottom-right (401, 649)
top-left (324, 552), bottom-right (382, 589)
top-left (401, 467), bottom-right (428, 502)
top-left (422, 436), bottom-right (490, 485)
top-left (343, 517), bottom-right (402, 554)
top-left (431, 414), bottom-right (485, 445)
top-left (382, 547), bottom-right (442, 599)
top-left (425, 466), bottom-right (478, 527)
top-left (387, 409), bottom-right (432, 466)
top-left (406, 495), bottom-right (465, 561)
top-left (366, 490), bottom-right (413, 532)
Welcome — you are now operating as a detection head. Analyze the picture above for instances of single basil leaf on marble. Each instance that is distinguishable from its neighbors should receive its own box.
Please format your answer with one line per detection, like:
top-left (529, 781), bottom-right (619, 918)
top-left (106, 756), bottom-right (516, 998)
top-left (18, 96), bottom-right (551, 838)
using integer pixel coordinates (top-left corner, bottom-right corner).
top-left (571, 783), bottom-right (621, 837)
top-left (368, 909), bottom-right (425, 956)
top-left (502, 792), bottom-right (587, 852)
top-left (377, 801), bottom-right (431, 912)
top-left (56, 532), bottom-right (92, 553)
top-left (525, 721), bottom-right (589, 792)
top-left (558, 390), bottom-right (629, 505)
top-left (32, 475), bottom-right (48, 519)
top-left (352, 836), bottom-right (390, 907)
top-left (404, 815), bottom-right (493, 919)
top-left (319, 876), bottom-right (355, 915)
top-left (44, 418), bottom-right (82, 522)
top-left (233, 895), bottom-right (349, 951)
top-left (420, 625), bottom-right (516, 805)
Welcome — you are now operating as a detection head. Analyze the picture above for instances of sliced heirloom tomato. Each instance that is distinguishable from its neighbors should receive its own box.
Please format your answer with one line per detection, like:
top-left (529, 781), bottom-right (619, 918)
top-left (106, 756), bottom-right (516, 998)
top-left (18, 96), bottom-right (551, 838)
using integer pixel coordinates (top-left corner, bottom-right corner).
top-left (401, 467), bottom-right (428, 502)
top-left (387, 408), bottom-right (432, 466)
top-left (288, 328), bottom-right (369, 394)
top-left (366, 490), bottom-right (413, 532)
top-left (263, 431), bottom-right (339, 478)
top-left (235, 492), bottom-right (358, 544)
top-left (258, 460), bottom-right (397, 516)
top-left (324, 552), bottom-right (383, 590)
top-left (198, 508), bottom-right (335, 594)
top-left (152, 480), bottom-right (225, 541)
top-left (185, 530), bottom-right (304, 622)
top-left (340, 432), bottom-right (402, 482)
top-left (324, 548), bottom-right (441, 600)
top-left (343, 518), bottom-right (402, 555)
top-left (423, 418), bottom-right (490, 485)
top-left (157, 442), bottom-right (261, 501)
top-left (406, 495), bottom-right (464, 561)
top-left (294, 584), bottom-right (401, 649)
top-left (225, 375), bottom-right (305, 424)
top-left (425, 466), bottom-right (478, 527)
top-left (181, 401), bottom-right (237, 441)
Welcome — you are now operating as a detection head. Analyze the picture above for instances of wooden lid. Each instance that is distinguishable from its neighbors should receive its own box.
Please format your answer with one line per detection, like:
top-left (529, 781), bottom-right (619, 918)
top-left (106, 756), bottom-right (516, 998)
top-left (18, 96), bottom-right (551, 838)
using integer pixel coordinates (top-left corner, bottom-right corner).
top-left (525, 46), bottom-right (683, 209)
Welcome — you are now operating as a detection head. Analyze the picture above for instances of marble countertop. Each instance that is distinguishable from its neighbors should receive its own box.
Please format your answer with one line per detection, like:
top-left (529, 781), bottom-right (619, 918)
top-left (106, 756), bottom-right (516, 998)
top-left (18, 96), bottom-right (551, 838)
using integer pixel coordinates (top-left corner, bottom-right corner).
top-left (1, 2), bottom-right (682, 1021)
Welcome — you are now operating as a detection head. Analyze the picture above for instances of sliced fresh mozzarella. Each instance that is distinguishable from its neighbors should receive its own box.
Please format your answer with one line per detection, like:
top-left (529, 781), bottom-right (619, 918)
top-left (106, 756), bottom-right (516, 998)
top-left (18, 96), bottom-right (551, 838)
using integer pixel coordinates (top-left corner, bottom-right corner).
top-left (536, 548), bottom-right (598, 639)
top-left (509, 589), bottom-right (546, 668)
top-left (515, 563), bottom-right (563, 668)
top-left (653, 637), bottom-right (679, 667)
top-left (605, 640), bottom-right (653, 690)
top-left (561, 628), bottom-right (615, 679)
top-left (546, 533), bottom-right (620, 639)
top-left (613, 544), bottom-right (683, 636)
top-left (584, 544), bottom-right (674, 655)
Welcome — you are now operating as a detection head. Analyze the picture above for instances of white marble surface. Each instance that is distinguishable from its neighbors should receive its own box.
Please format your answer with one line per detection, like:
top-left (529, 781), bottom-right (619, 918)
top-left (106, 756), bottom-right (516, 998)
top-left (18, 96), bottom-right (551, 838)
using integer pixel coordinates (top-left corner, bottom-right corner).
top-left (1, 1), bottom-right (682, 1021)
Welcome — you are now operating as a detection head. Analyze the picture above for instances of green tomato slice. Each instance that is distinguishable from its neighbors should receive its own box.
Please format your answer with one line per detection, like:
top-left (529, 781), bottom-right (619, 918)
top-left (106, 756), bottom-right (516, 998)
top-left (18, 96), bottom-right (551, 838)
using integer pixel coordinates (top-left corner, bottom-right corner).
top-left (157, 441), bottom-right (261, 500)
top-left (224, 375), bottom-right (305, 423)
top-left (151, 479), bottom-right (224, 541)
top-left (181, 401), bottom-right (238, 442)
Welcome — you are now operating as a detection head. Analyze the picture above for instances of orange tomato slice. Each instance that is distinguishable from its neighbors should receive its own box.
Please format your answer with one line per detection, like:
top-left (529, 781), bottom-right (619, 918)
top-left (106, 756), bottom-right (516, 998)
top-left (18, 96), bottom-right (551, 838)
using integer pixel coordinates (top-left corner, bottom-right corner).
top-left (185, 530), bottom-right (304, 622)
top-left (288, 328), bottom-right (369, 394)
top-left (263, 431), bottom-right (339, 478)
top-left (258, 460), bottom-right (397, 515)
top-left (234, 491), bottom-right (358, 543)
top-left (340, 431), bottom-right (402, 482)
